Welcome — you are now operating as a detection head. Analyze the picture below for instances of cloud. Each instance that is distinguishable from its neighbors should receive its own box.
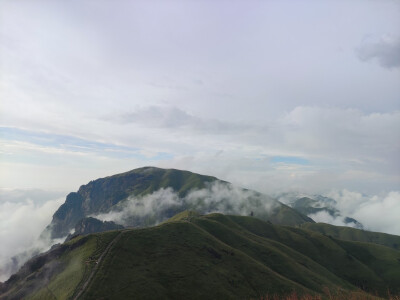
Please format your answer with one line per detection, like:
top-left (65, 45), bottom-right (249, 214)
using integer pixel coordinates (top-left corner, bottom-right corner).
top-left (1, 105), bottom-right (399, 194)
top-left (93, 182), bottom-right (278, 227)
top-left (357, 35), bottom-right (400, 69)
top-left (0, 189), bottom-right (65, 282)
top-left (323, 190), bottom-right (400, 235)
top-left (280, 107), bottom-right (400, 171)
top-left (275, 189), bottom-right (400, 235)
top-left (307, 210), bottom-right (357, 228)
top-left (107, 106), bottom-right (253, 134)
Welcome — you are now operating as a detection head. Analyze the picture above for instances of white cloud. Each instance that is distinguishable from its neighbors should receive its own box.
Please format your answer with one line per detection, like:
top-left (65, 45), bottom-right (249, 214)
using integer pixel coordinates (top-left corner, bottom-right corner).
top-left (325, 190), bottom-right (400, 235)
top-left (0, 190), bottom-right (65, 281)
top-left (307, 210), bottom-right (356, 228)
top-left (1, 104), bottom-right (399, 193)
top-left (94, 182), bottom-right (278, 227)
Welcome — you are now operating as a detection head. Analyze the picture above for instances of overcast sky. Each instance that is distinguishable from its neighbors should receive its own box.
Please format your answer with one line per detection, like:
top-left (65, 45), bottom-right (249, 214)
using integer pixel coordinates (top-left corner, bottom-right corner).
top-left (0, 0), bottom-right (399, 195)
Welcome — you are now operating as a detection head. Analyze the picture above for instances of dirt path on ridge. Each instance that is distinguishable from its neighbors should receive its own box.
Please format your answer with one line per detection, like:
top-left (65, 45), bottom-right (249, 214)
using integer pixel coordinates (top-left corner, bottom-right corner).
top-left (72, 231), bottom-right (124, 300)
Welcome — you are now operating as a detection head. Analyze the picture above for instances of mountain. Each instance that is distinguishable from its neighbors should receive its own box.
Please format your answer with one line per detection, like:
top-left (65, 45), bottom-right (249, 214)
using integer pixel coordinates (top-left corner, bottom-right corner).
top-left (65, 217), bottom-right (124, 241)
top-left (46, 167), bottom-right (218, 238)
top-left (45, 167), bottom-right (313, 239)
top-left (1, 213), bottom-right (399, 299)
top-left (287, 196), bottom-right (364, 229)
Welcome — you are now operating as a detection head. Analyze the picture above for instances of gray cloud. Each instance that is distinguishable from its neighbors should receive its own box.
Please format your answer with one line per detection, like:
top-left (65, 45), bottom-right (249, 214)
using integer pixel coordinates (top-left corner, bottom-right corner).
top-left (307, 210), bottom-right (358, 228)
top-left (2, 104), bottom-right (398, 194)
top-left (357, 35), bottom-right (400, 69)
top-left (107, 106), bottom-right (254, 134)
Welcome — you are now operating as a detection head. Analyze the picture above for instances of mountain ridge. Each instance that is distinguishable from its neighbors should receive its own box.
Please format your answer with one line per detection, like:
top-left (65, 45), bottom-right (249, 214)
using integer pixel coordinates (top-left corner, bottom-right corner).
top-left (45, 166), bottom-right (313, 239)
top-left (2, 212), bottom-right (399, 299)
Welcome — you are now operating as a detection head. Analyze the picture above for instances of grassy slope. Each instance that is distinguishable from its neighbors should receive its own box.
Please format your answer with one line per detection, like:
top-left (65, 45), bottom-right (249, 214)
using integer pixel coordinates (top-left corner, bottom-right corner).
top-left (92, 167), bottom-right (218, 200)
top-left (83, 214), bottom-right (400, 299)
top-left (215, 215), bottom-right (400, 295)
top-left (0, 232), bottom-right (118, 300)
top-left (3, 213), bottom-right (399, 300)
top-left (300, 223), bottom-right (400, 250)
top-left (84, 222), bottom-right (312, 300)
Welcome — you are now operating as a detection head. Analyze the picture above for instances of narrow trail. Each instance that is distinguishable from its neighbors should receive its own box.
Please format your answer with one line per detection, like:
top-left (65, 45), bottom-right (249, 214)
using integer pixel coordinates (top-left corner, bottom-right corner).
top-left (72, 231), bottom-right (124, 300)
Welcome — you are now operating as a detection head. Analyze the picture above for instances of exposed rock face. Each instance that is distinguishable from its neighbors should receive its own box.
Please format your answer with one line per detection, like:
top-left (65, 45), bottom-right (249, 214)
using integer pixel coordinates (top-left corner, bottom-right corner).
top-left (47, 192), bottom-right (85, 238)
top-left (66, 217), bottom-right (124, 241)
top-left (45, 167), bottom-right (218, 238)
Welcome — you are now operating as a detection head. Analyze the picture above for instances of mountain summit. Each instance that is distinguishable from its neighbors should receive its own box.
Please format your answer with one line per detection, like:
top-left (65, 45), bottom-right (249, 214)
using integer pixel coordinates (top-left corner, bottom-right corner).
top-left (45, 167), bottom-right (312, 239)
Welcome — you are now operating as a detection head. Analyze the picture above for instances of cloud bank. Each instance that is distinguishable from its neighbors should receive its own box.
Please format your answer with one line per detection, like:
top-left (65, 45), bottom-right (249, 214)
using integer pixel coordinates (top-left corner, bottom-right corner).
top-left (94, 182), bottom-right (278, 227)
top-left (0, 189), bottom-right (66, 282)
top-left (324, 190), bottom-right (400, 235)
top-left (279, 189), bottom-right (400, 235)
top-left (1, 105), bottom-right (399, 195)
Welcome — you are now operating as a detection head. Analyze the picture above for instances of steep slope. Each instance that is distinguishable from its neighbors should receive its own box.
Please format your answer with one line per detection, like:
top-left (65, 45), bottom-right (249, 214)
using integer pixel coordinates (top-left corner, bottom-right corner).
top-left (5, 213), bottom-right (399, 299)
top-left (45, 167), bottom-right (312, 239)
top-left (0, 231), bottom-right (119, 300)
top-left (65, 217), bottom-right (124, 241)
top-left (47, 167), bottom-right (218, 238)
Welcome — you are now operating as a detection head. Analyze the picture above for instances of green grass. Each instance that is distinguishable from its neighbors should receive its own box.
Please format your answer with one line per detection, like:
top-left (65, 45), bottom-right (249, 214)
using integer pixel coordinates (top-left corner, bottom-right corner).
top-left (84, 222), bottom-right (311, 300)
top-left (300, 223), bottom-right (400, 250)
top-left (1, 231), bottom-right (119, 300)
top-left (81, 214), bottom-right (399, 299)
top-left (3, 213), bottom-right (399, 300)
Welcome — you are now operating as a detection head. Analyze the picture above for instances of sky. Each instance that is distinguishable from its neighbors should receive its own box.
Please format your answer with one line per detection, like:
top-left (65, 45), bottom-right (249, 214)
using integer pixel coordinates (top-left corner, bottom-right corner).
top-left (0, 0), bottom-right (399, 195)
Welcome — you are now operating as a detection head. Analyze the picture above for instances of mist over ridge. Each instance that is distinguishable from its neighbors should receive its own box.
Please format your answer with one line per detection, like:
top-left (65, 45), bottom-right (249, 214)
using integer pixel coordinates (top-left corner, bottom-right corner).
top-left (0, 167), bottom-right (399, 285)
top-left (92, 181), bottom-right (279, 227)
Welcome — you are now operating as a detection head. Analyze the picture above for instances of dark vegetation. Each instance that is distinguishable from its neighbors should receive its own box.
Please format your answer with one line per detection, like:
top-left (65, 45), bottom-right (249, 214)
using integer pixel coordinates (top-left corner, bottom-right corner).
top-left (66, 217), bottom-right (124, 241)
top-left (300, 223), bottom-right (400, 250)
top-left (3, 212), bottom-right (399, 299)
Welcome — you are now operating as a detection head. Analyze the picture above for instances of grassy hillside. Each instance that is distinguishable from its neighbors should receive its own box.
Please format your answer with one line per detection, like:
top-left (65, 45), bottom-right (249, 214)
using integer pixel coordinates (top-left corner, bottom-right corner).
top-left (4, 213), bottom-right (399, 300)
top-left (0, 231), bottom-right (119, 300)
top-left (300, 223), bottom-right (400, 250)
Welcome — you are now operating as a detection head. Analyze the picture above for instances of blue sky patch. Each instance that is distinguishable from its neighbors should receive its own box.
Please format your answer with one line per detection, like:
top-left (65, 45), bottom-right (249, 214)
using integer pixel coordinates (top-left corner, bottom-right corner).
top-left (271, 156), bottom-right (310, 165)
top-left (0, 126), bottom-right (172, 161)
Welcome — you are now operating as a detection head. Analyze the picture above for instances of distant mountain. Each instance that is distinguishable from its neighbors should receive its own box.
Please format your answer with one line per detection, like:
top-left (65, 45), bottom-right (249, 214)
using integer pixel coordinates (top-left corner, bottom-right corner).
top-left (285, 195), bottom-right (364, 229)
top-left (44, 167), bottom-right (313, 239)
top-left (2, 213), bottom-right (399, 299)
